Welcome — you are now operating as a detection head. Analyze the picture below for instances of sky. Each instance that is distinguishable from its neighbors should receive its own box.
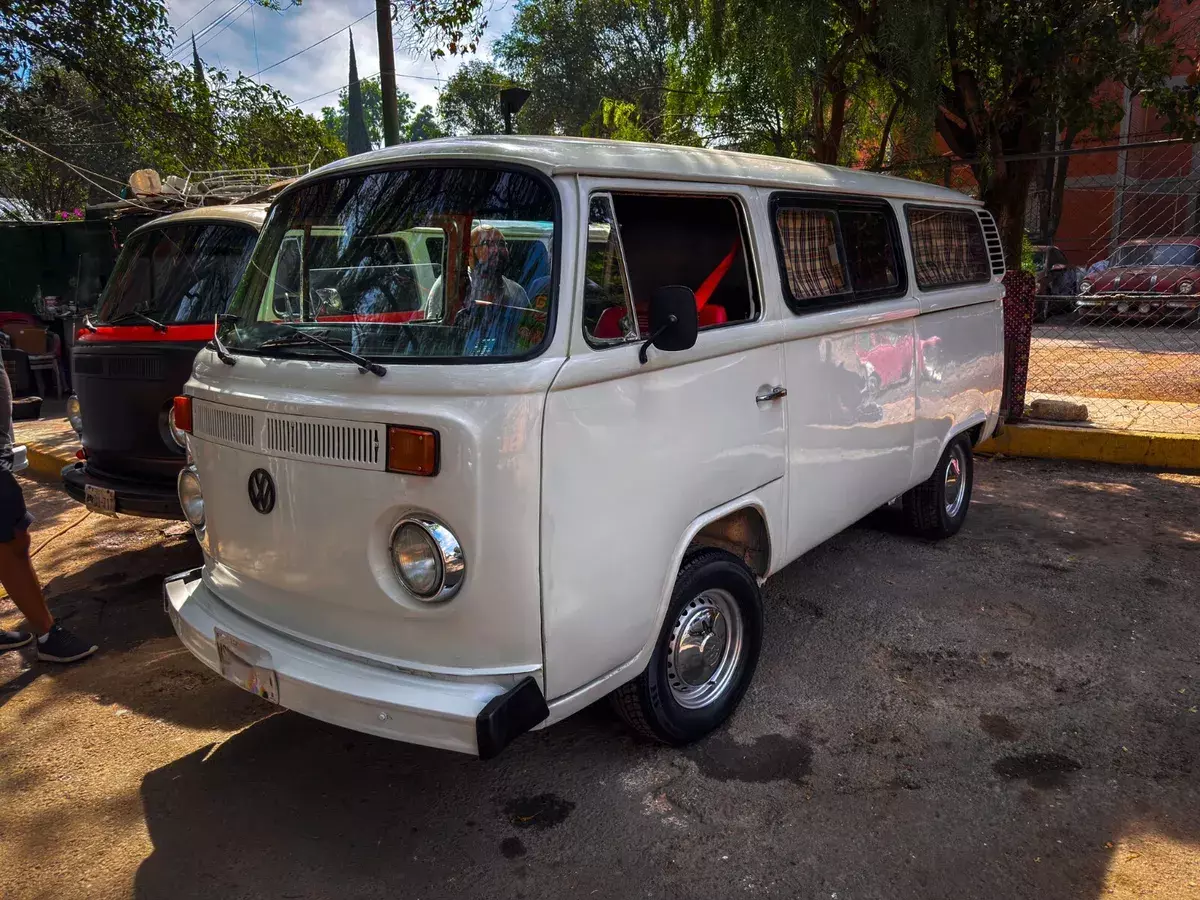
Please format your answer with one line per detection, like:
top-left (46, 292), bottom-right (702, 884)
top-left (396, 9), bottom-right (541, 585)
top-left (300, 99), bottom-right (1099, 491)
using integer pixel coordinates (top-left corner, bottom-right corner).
top-left (165, 0), bottom-right (516, 118)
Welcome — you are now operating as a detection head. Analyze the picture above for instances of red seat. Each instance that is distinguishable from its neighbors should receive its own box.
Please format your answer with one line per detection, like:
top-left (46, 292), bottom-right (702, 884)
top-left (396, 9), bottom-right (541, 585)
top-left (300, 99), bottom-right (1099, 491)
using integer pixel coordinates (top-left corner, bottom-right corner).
top-left (699, 305), bottom-right (728, 328)
top-left (593, 306), bottom-right (625, 339)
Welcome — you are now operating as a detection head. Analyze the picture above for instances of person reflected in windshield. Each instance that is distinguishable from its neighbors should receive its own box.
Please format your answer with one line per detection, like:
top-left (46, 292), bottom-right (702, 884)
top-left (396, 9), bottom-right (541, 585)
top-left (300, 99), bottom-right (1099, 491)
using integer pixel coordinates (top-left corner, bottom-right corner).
top-left (426, 225), bottom-right (531, 318)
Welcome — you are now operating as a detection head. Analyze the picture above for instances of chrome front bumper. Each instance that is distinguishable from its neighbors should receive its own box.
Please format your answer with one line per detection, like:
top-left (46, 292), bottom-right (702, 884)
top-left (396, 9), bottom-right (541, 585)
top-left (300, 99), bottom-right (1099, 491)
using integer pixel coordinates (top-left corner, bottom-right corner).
top-left (164, 569), bottom-right (547, 756)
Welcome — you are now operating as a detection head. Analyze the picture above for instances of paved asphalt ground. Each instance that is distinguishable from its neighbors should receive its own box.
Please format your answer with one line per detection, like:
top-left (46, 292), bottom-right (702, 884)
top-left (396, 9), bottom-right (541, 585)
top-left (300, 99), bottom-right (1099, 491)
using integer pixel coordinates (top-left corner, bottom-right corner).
top-left (1, 457), bottom-right (1199, 900)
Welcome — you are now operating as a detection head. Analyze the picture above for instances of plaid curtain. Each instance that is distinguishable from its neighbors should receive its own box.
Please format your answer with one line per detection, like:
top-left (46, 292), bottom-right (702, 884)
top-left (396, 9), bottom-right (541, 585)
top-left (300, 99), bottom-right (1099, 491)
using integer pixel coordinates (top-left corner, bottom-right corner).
top-left (776, 208), bottom-right (847, 299)
top-left (909, 209), bottom-right (990, 289)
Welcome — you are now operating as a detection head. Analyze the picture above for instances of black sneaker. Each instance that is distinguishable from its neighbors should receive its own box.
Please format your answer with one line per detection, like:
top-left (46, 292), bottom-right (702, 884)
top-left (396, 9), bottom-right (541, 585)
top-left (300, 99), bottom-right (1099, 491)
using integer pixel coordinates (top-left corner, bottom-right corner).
top-left (36, 624), bottom-right (98, 663)
top-left (1, 628), bottom-right (33, 652)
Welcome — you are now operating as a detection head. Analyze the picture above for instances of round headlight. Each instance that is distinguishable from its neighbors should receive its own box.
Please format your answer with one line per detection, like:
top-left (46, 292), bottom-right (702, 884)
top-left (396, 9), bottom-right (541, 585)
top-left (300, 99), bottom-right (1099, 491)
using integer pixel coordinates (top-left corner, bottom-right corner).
top-left (66, 395), bottom-right (83, 434)
top-left (390, 516), bottom-right (465, 602)
top-left (177, 467), bottom-right (205, 528)
top-left (1079, 281), bottom-right (1093, 294)
top-left (167, 405), bottom-right (188, 449)
top-left (1178, 280), bottom-right (1195, 295)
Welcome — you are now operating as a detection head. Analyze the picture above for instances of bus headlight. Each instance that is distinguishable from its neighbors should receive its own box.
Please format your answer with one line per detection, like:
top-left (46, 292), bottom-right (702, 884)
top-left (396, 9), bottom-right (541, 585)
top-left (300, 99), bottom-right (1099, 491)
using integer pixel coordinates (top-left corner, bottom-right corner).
top-left (167, 405), bottom-right (188, 449)
top-left (66, 395), bottom-right (83, 434)
top-left (1178, 280), bottom-right (1195, 295)
top-left (177, 467), bottom-right (205, 528)
top-left (390, 516), bottom-right (465, 602)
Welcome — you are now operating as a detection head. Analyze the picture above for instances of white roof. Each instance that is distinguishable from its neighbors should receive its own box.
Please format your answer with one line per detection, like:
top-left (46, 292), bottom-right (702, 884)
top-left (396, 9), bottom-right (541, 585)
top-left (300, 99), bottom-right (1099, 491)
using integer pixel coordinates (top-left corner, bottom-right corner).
top-left (128, 202), bottom-right (268, 239)
top-left (295, 136), bottom-right (976, 206)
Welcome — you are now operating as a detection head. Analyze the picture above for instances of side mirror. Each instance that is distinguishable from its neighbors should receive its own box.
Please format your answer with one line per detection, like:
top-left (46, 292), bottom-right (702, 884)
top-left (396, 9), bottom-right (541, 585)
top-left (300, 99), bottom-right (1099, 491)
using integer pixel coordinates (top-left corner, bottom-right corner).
top-left (1051, 263), bottom-right (1067, 272)
top-left (640, 285), bottom-right (699, 364)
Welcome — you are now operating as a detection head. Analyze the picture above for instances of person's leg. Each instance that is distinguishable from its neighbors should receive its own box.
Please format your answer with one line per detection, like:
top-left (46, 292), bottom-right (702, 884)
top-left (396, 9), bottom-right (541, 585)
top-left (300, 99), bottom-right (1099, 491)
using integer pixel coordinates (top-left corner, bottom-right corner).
top-left (0, 528), bottom-right (53, 634)
top-left (0, 468), bottom-right (95, 662)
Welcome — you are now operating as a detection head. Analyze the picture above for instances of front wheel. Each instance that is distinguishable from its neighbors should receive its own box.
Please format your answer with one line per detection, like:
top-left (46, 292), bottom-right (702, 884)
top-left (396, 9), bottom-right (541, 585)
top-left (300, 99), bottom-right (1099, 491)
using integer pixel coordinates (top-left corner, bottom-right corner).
top-left (902, 434), bottom-right (974, 539)
top-left (611, 549), bottom-right (763, 745)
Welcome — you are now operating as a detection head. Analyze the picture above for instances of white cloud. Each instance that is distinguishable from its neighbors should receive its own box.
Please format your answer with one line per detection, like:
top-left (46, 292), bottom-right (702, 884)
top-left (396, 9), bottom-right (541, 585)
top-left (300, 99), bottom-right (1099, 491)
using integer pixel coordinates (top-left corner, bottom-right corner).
top-left (166, 0), bottom-right (516, 117)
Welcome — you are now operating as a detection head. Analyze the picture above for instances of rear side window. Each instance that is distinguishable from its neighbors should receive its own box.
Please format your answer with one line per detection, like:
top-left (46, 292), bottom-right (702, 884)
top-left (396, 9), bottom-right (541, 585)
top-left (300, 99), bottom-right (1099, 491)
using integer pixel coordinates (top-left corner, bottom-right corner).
top-left (583, 192), bottom-right (758, 345)
top-left (771, 195), bottom-right (904, 311)
top-left (906, 207), bottom-right (990, 290)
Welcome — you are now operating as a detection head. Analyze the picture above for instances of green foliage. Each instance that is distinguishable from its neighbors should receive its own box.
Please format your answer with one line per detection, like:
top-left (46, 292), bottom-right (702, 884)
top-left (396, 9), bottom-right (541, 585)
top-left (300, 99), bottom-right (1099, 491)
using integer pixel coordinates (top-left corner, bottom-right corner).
top-left (400, 0), bottom-right (489, 58)
top-left (323, 81), bottom-right (420, 149)
top-left (495, 0), bottom-right (685, 142)
top-left (0, 68), bottom-right (141, 218)
top-left (927, 0), bottom-right (1199, 261)
top-left (407, 105), bottom-right (445, 141)
top-left (437, 60), bottom-right (511, 134)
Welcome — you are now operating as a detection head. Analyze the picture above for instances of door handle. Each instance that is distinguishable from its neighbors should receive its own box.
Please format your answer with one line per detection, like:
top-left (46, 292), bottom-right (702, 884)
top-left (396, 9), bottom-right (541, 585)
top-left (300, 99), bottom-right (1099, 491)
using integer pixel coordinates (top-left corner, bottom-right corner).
top-left (756, 385), bottom-right (787, 403)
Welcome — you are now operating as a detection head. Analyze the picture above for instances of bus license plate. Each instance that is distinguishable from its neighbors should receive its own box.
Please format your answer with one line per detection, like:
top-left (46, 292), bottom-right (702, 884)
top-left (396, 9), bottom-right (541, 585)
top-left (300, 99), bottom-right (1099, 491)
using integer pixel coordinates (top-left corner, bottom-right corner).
top-left (214, 629), bottom-right (279, 704)
top-left (84, 485), bottom-right (117, 516)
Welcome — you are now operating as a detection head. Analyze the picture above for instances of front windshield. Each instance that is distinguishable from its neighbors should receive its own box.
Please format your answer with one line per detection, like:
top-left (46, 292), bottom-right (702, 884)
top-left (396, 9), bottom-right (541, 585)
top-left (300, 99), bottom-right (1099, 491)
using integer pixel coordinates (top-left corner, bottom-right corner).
top-left (221, 166), bottom-right (556, 361)
top-left (98, 222), bottom-right (258, 324)
top-left (1112, 243), bottom-right (1200, 267)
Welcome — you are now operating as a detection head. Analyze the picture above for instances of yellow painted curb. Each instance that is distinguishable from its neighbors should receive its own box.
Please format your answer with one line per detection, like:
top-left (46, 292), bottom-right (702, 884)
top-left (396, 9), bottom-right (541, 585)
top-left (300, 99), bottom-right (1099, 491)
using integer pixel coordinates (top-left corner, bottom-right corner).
top-left (23, 444), bottom-right (76, 480)
top-left (978, 424), bottom-right (1200, 470)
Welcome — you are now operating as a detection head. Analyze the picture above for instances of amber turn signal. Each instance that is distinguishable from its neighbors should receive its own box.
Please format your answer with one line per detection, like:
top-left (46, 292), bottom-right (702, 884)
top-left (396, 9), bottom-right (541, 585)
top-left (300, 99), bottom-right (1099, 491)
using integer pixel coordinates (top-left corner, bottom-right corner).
top-left (173, 395), bottom-right (193, 434)
top-left (386, 426), bottom-right (439, 476)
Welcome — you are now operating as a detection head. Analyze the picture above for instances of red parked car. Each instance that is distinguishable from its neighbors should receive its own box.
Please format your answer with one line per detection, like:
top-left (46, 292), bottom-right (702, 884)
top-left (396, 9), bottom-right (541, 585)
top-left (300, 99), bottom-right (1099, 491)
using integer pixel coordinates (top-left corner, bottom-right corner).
top-left (1076, 237), bottom-right (1200, 321)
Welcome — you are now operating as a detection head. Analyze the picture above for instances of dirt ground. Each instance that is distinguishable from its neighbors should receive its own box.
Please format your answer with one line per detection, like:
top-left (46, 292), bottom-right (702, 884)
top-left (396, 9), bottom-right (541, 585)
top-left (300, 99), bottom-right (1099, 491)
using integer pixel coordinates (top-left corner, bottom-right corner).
top-left (1, 458), bottom-right (1199, 900)
top-left (1027, 322), bottom-right (1200, 404)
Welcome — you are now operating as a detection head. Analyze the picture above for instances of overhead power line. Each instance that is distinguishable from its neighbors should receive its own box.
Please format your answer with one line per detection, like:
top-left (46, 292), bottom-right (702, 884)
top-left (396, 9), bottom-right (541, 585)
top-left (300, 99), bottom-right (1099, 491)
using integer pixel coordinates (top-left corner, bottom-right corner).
top-left (248, 9), bottom-right (374, 79)
top-left (195, 2), bottom-right (253, 54)
top-left (171, 0), bottom-right (248, 57)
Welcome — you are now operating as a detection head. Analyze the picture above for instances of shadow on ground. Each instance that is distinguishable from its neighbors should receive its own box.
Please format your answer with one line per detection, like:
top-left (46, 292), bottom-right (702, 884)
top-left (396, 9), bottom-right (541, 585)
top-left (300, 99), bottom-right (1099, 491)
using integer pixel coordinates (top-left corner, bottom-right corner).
top-left (122, 458), bottom-right (1200, 900)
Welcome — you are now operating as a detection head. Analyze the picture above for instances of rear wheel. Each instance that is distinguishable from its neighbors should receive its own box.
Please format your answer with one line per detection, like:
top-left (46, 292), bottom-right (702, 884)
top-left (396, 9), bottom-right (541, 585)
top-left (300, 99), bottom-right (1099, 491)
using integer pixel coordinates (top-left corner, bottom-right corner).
top-left (612, 549), bottom-right (763, 745)
top-left (903, 434), bottom-right (974, 539)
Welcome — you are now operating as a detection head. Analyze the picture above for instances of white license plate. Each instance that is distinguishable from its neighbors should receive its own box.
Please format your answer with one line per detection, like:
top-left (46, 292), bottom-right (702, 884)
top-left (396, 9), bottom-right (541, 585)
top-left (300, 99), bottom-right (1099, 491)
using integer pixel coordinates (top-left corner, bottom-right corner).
top-left (214, 629), bottom-right (279, 704)
top-left (84, 485), bottom-right (117, 516)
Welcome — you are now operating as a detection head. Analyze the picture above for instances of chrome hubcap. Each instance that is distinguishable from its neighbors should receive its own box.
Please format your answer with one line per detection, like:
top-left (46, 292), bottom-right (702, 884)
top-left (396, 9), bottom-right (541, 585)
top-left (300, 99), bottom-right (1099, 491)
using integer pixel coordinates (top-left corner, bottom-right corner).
top-left (667, 589), bottom-right (743, 709)
top-left (944, 445), bottom-right (967, 518)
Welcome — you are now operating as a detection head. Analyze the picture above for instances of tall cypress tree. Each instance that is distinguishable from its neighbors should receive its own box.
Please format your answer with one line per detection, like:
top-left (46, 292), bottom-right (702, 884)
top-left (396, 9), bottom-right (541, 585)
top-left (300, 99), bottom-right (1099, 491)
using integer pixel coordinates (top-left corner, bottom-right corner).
top-left (346, 30), bottom-right (371, 155)
top-left (190, 33), bottom-right (204, 86)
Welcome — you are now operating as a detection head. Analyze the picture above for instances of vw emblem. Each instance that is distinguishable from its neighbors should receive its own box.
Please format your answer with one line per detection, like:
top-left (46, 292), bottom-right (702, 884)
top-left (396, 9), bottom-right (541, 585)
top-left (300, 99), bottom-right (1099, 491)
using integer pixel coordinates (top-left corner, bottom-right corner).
top-left (247, 468), bottom-right (276, 514)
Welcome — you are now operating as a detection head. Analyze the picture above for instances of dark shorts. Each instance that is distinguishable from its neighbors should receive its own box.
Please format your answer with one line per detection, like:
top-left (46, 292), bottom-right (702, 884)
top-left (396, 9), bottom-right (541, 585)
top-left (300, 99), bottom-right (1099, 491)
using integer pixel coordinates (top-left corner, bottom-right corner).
top-left (0, 466), bottom-right (33, 543)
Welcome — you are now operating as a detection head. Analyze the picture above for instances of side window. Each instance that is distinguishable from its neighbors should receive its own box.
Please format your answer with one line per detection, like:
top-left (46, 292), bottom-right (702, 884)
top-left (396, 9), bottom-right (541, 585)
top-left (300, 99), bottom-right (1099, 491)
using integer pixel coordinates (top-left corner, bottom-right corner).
top-left (906, 206), bottom-right (990, 290)
top-left (614, 194), bottom-right (757, 333)
top-left (840, 209), bottom-right (900, 293)
top-left (583, 194), bottom-right (636, 343)
top-left (775, 208), bottom-right (848, 301)
top-left (271, 237), bottom-right (302, 318)
top-left (772, 196), bottom-right (905, 311)
top-left (582, 192), bottom-right (758, 346)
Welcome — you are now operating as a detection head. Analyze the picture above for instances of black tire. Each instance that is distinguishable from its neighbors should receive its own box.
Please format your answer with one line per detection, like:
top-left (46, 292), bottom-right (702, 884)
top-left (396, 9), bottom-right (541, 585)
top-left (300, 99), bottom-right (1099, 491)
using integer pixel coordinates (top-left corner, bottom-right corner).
top-left (611, 549), bottom-right (763, 745)
top-left (902, 433), bottom-right (974, 539)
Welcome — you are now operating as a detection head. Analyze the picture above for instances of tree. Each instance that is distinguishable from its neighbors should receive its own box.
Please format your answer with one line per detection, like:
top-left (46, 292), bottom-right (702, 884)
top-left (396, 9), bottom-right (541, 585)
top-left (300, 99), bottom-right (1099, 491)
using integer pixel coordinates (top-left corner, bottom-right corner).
top-left (345, 30), bottom-right (372, 155)
top-left (666, 0), bottom-right (935, 164)
top-left (407, 105), bottom-right (445, 141)
top-left (0, 0), bottom-right (293, 158)
top-left (324, 80), bottom-right (417, 149)
top-left (926, 0), bottom-right (1193, 264)
top-left (437, 61), bottom-right (510, 134)
top-left (494, 0), bottom-right (680, 141)
top-left (0, 67), bottom-right (142, 218)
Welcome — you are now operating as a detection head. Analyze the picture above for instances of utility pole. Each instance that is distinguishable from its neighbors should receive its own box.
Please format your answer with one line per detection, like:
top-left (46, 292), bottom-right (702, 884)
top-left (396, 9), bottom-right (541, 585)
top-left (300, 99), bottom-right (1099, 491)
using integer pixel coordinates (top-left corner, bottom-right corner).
top-left (376, 0), bottom-right (401, 146)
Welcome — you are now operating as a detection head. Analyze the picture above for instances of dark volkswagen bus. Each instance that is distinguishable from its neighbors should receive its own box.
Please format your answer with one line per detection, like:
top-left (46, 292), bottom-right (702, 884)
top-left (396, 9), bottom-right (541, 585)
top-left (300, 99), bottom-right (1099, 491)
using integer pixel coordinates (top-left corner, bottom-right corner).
top-left (63, 205), bottom-right (266, 517)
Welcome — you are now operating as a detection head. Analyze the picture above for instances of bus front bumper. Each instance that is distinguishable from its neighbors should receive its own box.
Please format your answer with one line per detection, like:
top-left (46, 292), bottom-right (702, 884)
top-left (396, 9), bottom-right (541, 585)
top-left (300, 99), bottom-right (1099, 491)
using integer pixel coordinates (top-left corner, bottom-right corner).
top-left (164, 569), bottom-right (548, 758)
top-left (62, 461), bottom-right (184, 519)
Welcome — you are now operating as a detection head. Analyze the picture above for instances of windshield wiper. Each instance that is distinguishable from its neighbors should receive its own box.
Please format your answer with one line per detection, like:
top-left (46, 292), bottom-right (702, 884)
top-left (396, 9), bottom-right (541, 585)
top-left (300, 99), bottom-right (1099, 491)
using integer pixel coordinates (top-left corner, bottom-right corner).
top-left (107, 310), bottom-right (168, 332)
top-left (207, 315), bottom-right (236, 366)
top-left (258, 325), bottom-right (386, 376)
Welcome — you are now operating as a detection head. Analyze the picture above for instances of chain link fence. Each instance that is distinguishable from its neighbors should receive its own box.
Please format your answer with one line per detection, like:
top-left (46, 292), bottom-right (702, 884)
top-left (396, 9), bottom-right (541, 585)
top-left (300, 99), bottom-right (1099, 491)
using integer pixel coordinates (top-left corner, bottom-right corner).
top-left (883, 138), bottom-right (1200, 436)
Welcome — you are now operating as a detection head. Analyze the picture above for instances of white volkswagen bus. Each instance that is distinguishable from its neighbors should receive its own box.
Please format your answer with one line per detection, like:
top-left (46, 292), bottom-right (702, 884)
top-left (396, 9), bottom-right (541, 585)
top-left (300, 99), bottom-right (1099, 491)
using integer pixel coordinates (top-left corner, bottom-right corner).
top-left (166, 137), bottom-right (1004, 757)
